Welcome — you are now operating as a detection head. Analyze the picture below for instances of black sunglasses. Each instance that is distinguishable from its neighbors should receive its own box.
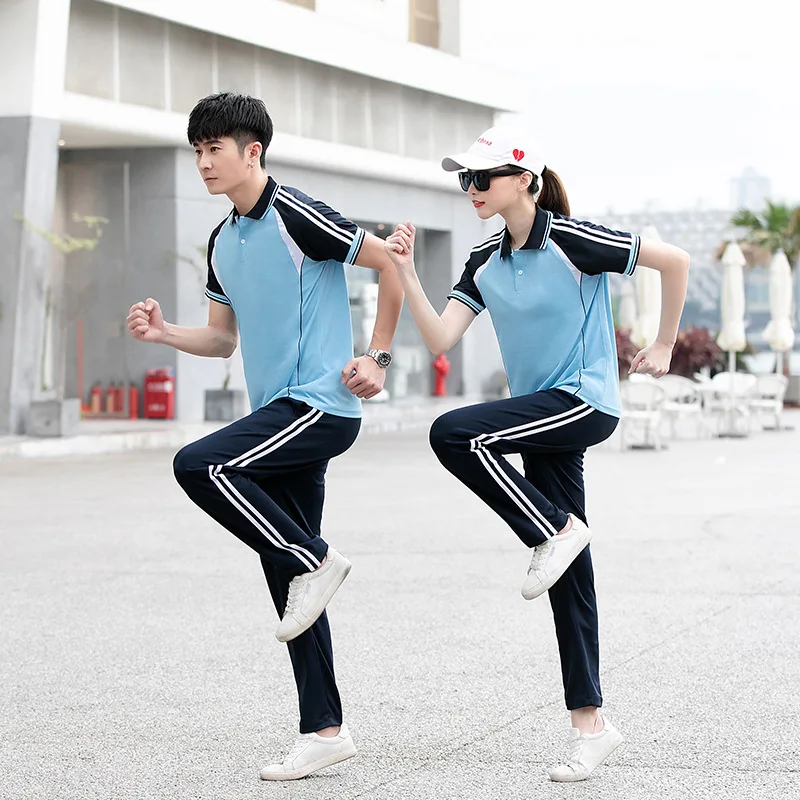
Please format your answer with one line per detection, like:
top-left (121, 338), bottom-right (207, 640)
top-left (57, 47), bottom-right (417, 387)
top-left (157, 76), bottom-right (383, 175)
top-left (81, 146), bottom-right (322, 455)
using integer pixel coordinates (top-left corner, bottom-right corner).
top-left (458, 168), bottom-right (525, 192)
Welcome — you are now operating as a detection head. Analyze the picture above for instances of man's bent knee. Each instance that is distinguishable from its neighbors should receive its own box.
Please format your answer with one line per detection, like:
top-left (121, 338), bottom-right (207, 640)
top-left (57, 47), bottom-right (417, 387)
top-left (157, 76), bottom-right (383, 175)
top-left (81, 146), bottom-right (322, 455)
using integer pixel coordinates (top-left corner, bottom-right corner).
top-left (173, 442), bottom-right (211, 487)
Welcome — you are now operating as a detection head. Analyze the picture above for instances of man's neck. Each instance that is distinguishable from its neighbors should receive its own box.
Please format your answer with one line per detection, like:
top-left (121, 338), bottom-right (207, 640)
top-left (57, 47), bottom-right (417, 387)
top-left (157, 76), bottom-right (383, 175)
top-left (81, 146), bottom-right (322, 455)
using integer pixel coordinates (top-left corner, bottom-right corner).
top-left (228, 172), bottom-right (269, 217)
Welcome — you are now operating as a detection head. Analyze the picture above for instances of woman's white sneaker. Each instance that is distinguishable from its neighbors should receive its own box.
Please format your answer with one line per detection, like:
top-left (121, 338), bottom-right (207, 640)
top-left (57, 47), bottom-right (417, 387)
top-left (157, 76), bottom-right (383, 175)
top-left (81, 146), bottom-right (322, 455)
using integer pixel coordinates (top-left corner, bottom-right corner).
top-left (548, 718), bottom-right (623, 782)
top-left (275, 546), bottom-right (351, 643)
top-left (259, 724), bottom-right (357, 781)
top-left (521, 515), bottom-right (592, 600)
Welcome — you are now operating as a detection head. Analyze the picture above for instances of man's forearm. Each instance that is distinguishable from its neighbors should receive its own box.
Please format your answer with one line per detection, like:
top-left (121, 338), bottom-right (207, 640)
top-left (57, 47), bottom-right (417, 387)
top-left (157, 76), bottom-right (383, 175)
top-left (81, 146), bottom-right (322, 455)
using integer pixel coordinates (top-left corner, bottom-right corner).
top-left (161, 322), bottom-right (237, 358)
top-left (368, 266), bottom-right (404, 351)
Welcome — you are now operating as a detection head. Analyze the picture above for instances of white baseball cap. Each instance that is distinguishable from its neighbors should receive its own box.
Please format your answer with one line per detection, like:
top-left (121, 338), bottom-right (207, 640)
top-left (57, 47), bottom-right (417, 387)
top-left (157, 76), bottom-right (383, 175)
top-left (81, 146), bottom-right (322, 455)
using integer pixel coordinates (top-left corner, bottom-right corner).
top-left (442, 126), bottom-right (545, 178)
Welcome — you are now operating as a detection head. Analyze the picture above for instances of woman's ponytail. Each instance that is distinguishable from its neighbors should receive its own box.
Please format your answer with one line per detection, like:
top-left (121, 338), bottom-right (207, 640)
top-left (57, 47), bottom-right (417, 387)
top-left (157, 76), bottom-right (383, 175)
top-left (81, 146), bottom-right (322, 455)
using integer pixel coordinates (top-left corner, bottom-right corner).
top-left (536, 167), bottom-right (570, 216)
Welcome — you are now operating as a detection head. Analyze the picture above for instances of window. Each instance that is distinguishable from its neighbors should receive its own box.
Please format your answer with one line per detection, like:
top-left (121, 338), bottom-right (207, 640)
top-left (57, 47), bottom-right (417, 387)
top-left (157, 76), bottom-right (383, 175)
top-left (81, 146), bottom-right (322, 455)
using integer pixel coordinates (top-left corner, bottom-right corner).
top-left (409, 0), bottom-right (439, 48)
top-left (279, 0), bottom-right (315, 8)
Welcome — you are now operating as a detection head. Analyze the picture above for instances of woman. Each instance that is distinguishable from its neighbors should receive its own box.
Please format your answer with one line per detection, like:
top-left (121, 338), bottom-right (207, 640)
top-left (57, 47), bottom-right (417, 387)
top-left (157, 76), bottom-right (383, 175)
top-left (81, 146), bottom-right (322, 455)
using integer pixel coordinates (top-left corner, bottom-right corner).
top-left (384, 126), bottom-right (689, 782)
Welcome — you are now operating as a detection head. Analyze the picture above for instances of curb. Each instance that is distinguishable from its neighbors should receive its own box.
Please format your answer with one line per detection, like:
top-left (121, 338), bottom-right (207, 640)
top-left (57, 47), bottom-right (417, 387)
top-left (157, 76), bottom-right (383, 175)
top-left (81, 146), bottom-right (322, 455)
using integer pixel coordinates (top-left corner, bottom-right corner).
top-left (0, 398), bottom-right (475, 461)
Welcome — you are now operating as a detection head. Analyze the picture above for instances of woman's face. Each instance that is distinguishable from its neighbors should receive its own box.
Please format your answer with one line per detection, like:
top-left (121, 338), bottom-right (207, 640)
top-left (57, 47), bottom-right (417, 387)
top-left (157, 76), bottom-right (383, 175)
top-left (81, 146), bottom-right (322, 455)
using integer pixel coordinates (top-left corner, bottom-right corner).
top-left (462, 168), bottom-right (532, 219)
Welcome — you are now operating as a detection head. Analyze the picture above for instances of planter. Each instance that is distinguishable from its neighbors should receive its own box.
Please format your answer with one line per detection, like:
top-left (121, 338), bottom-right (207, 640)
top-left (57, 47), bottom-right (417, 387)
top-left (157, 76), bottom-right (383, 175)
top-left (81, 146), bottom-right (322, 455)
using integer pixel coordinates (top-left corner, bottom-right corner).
top-left (27, 397), bottom-right (81, 437)
top-left (204, 389), bottom-right (247, 422)
top-left (786, 375), bottom-right (800, 405)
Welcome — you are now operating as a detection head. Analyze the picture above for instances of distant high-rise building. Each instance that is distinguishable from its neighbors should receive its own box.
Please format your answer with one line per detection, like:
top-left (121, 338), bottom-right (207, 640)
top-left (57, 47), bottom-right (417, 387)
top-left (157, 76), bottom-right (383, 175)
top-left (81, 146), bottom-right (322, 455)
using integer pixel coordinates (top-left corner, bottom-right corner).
top-left (730, 167), bottom-right (771, 211)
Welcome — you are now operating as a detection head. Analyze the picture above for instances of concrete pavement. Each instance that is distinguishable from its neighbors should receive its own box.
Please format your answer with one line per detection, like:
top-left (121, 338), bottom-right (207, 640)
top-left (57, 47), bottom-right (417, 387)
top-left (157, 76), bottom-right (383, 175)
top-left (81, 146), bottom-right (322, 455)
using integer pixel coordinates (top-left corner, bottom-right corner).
top-left (1, 418), bottom-right (799, 799)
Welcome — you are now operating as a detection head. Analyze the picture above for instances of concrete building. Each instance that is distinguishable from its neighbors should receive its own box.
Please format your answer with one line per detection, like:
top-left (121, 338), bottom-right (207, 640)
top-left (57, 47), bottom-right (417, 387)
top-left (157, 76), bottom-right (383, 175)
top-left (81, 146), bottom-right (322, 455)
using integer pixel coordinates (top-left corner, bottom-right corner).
top-left (1, 0), bottom-right (526, 433)
top-left (730, 167), bottom-right (772, 213)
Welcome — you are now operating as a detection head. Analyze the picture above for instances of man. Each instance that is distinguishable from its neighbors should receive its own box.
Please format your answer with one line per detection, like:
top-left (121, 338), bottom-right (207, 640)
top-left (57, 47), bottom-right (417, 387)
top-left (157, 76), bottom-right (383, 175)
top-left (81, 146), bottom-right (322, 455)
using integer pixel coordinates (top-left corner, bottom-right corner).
top-left (126, 92), bottom-right (403, 781)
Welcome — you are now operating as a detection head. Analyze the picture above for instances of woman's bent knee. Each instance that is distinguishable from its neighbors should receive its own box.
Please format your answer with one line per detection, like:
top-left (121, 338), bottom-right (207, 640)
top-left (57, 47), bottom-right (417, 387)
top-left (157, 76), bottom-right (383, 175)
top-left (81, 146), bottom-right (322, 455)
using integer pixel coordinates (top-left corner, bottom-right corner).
top-left (429, 411), bottom-right (465, 456)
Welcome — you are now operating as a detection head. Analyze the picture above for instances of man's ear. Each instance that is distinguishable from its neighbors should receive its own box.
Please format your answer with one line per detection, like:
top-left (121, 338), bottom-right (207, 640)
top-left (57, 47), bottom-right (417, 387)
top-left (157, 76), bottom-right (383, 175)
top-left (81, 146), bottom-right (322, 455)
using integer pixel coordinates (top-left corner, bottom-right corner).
top-left (248, 141), bottom-right (263, 165)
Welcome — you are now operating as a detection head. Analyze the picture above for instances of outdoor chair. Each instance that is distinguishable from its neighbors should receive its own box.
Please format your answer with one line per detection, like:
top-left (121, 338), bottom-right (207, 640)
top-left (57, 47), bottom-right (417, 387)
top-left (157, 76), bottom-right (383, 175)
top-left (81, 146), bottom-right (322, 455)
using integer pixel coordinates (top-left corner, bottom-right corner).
top-left (704, 371), bottom-right (758, 436)
top-left (659, 374), bottom-right (710, 439)
top-left (619, 380), bottom-right (667, 450)
top-left (749, 374), bottom-right (789, 430)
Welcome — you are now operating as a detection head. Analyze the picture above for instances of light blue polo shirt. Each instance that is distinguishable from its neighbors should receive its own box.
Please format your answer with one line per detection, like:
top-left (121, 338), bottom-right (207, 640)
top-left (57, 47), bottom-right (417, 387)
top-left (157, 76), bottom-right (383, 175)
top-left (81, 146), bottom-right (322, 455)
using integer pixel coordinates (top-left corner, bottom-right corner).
top-left (449, 208), bottom-right (640, 417)
top-left (205, 177), bottom-right (365, 418)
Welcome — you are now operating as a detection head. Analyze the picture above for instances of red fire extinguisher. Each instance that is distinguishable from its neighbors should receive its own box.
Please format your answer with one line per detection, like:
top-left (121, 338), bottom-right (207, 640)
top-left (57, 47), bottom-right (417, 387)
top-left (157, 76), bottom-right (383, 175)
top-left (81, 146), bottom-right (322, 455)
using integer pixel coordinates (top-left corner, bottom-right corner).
top-left (433, 353), bottom-right (450, 396)
top-left (89, 383), bottom-right (103, 414)
top-left (128, 384), bottom-right (139, 419)
top-left (105, 383), bottom-right (116, 414)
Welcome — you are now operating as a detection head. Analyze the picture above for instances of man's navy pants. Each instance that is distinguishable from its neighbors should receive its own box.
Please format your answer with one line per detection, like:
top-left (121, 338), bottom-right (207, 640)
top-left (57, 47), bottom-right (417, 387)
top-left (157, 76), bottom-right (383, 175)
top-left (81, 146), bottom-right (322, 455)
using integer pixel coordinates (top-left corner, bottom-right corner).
top-left (173, 398), bottom-right (360, 733)
top-left (429, 389), bottom-right (618, 710)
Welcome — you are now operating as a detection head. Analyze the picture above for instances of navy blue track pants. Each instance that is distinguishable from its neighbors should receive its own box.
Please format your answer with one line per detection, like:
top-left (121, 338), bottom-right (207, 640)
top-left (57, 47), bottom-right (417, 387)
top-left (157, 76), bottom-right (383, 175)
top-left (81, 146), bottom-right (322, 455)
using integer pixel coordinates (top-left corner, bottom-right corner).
top-left (173, 398), bottom-right (360, 733)
top-left (429, 389), bottom-right (618, 709)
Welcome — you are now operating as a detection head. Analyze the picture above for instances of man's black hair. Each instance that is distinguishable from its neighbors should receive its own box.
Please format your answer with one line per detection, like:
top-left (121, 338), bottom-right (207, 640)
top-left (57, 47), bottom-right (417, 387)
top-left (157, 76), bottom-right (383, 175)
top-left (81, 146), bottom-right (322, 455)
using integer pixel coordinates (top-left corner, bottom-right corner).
top-left (187, 92), bottom-right (273, 168)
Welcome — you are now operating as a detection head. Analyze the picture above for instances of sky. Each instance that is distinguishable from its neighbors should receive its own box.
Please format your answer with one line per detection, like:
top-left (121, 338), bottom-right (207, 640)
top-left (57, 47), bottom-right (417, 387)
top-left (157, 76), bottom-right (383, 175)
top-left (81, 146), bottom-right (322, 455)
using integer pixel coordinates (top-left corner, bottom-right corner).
top-left (463, 0), bottom-right (800, 215)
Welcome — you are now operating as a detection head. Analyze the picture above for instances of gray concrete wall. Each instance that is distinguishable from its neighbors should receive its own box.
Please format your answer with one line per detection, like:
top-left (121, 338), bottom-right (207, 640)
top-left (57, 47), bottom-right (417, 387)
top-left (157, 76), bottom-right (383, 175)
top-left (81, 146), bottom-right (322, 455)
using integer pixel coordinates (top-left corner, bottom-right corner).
top-left (58, 149), bottom-right (181, 413)
top-left (0, 116), bottom-right (62, 434)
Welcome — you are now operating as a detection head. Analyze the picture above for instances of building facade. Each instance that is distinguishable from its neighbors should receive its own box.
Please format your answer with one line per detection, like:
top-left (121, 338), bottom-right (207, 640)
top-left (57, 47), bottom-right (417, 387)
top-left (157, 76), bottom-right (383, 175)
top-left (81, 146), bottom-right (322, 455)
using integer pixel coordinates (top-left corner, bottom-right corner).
top-left (1, 0), bottom-right (525, 433)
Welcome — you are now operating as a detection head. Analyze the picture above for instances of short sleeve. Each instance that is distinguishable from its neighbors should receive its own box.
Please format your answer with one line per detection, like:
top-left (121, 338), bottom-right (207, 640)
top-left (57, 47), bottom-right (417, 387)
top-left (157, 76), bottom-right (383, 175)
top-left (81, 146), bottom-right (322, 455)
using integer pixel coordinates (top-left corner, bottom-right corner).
top-left (274, 186), bottom-right (366, 265)
top-left (447, 267), bottom-right (486, 315)
top-left (205, 220), bottom-right (231, 306)
top-left (548, 216), bottom-right (640, 277)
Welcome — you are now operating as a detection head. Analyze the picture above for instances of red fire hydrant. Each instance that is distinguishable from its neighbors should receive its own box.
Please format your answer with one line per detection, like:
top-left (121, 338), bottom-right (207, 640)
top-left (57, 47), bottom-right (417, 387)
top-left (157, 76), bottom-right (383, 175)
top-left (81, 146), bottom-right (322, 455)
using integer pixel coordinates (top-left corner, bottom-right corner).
top-left (433, 353), bottom-right (450, 396)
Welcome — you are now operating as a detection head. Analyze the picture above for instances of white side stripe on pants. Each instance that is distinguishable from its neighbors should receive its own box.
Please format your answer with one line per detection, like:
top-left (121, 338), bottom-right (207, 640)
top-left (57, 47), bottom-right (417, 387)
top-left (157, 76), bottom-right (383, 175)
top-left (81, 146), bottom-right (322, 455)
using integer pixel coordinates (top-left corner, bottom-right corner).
top-left (209, 406), bottom-right (326, 571)
top-left (471, 402), bottom-right (594, 450)
top-left (209, 467), bottom-right (320, 571)
top-left (469, 402), bottom-right (595, 540)
top-left (474, 447), bottom-right (558, 538)
top-left (226, 407), bottom-right (324, 468)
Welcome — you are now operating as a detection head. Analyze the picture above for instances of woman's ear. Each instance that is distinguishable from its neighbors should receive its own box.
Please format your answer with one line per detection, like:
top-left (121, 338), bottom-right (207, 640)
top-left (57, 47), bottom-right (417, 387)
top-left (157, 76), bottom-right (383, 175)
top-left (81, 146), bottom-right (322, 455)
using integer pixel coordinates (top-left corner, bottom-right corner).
top-left (519, 171), bottom-right (534, 192)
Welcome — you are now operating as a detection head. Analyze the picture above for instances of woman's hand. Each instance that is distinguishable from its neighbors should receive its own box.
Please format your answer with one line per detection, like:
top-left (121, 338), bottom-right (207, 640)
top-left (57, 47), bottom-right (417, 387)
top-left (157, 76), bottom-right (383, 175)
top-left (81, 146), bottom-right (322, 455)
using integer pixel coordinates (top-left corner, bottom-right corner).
top-left (629, 341), bottom-right (673, 378)
top-left (384, 222), bottom-right (416, 271)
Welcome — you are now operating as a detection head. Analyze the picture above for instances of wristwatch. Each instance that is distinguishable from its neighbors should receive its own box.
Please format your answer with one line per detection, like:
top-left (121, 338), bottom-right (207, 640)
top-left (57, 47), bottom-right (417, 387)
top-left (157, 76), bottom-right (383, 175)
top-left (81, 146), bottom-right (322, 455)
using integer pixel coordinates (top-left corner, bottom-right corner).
top-left (365, 348), bottom-right (392, 368)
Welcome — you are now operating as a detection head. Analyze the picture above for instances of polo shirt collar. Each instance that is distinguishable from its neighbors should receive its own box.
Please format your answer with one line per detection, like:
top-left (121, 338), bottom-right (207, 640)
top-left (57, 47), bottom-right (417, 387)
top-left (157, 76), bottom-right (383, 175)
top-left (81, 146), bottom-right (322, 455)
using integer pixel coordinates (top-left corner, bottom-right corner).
top-left (231, 176), bottom-right (280, 222)
top-left (499, 207), bottom-right (553, 258)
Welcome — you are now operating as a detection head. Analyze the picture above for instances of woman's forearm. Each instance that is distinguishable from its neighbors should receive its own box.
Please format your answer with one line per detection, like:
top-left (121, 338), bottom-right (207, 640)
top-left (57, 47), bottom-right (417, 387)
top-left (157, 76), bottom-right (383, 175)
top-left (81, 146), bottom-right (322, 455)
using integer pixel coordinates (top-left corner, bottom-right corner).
top-left (396, 265), bottom-right (455, 354)
top-left (656, 252), bottom-right (690, 347)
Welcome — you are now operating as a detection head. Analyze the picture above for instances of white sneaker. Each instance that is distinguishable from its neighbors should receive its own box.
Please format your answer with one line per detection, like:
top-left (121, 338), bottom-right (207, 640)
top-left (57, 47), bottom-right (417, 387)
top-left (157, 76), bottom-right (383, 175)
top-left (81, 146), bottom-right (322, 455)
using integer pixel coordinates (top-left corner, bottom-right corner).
top-left (521, 515), bottom-right (592, 600)
top-left (259, 723), bottom-right (357, 781)
top-left (275, 546), bottom-right (352, 643)
top-left (548, 718), bottom-right (623, 782)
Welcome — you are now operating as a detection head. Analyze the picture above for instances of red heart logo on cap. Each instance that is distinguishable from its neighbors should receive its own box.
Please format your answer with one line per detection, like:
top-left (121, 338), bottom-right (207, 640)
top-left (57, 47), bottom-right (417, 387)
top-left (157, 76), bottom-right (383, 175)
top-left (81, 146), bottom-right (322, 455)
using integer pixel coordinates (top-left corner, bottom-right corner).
top-left (513, 149), bottom-right (525, 162)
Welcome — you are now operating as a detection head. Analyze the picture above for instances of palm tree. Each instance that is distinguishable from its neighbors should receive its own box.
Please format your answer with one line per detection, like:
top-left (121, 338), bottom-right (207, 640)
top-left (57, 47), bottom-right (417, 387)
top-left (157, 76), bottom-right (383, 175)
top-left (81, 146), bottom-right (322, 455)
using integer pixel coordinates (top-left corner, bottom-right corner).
top-left (730, 202), bottom-right (800, 267)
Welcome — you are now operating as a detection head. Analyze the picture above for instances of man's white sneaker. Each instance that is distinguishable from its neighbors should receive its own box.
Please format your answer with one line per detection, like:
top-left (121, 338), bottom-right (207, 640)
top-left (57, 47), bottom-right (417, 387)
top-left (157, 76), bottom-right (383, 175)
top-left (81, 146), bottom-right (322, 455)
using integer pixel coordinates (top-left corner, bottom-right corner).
top-left (275, 546), bottom-right (351, 643)
top-left (259, 723), bottom-right (357, 781)
top-left (548, 718), bottom-right (623, 782)
top-left (521, 515), bottom-right (592, 600)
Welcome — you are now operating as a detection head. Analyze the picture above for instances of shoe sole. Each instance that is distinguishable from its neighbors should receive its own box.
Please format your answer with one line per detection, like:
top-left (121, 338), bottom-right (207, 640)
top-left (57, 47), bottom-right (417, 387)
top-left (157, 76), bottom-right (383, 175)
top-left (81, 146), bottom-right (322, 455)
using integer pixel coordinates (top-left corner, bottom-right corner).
top-left (522, 528), bottom-right (593, 601)
top-left (275, 559), bottom-right (352, 643)
top-left (548, 728), bottom-right (624, 782)
top-left (259, 743), bottom-right (357, 781)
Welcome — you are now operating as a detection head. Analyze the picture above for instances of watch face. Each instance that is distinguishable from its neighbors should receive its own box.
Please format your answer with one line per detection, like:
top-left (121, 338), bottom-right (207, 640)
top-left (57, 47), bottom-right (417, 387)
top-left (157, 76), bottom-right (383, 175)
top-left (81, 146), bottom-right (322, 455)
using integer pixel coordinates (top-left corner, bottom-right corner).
top-left (377, 351), bottom-right (392, 368)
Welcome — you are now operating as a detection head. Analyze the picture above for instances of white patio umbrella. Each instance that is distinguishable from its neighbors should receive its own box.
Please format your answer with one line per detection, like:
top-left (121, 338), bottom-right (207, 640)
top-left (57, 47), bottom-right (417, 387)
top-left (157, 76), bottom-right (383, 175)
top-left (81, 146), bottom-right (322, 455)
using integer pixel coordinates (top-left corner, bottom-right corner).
top-left (717, 241), bottom-right (747, 373)
top-left (630, 224), bottom-right (662, 347)
top-left (762, 249), bottom-right (795, 374)
top-left (617, 280), bottom-right (637, 331)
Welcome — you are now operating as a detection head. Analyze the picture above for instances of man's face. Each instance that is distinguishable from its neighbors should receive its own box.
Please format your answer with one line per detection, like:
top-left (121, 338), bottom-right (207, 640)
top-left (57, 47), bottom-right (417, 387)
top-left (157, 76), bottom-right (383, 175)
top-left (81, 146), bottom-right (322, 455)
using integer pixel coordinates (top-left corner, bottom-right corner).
top-left (194, 136), bottom-right (250, 195)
